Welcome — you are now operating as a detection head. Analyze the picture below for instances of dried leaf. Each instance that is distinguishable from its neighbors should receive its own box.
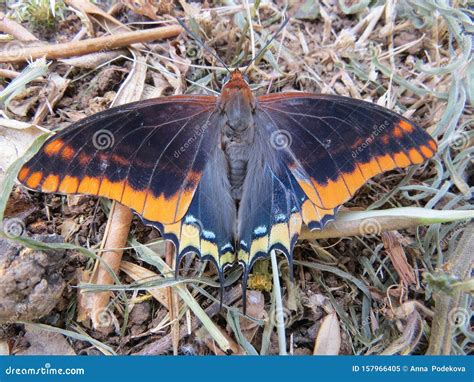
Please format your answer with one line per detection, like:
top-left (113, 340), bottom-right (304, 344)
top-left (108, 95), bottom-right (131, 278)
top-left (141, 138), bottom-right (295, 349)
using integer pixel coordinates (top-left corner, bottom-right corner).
top-left (382, 231), bottom-right (416, 285)
top-left (59, 50), bottom-right (129, 69)
top-left (17, 324), bottom-right (76, 355)
top-left (168, 42), bottom-right (191, 76)
top-left (6, 87), bottom-right (41, 117)
top-left (293, 0), bottom-right (320, 20)
top-left (33, 72), bottom-right (70, 125)
top-left (0, 58), bottom-right (49, 105)
top-left (60, 218), bottom-right (80, 240)
top-left (0, 340), bottom-right (9, 355)
top-left (64, 0), bottom-right (126, 32)
top-left (112, 50), bottom-right (147, 105)
top-left (121, 0), bottom-right (173, 20)
top-left (381, 311), bottom-right (423, 355)
top-left (241, 290), bottom-right (265, 331)
top-left (120, 261), bottom-right (169, 309)
top-left (313, 312), bottom-right (341, 355)
top-left (0, 124), bottom-right (43, 189)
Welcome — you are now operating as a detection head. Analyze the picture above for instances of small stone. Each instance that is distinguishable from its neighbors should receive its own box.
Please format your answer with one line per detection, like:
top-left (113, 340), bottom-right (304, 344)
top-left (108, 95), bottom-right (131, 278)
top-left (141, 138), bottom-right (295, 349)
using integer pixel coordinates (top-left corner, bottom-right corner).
top-left (129, 302), bottom-right (152, 325)
top-left (0, 236), bottom-right (66, 323)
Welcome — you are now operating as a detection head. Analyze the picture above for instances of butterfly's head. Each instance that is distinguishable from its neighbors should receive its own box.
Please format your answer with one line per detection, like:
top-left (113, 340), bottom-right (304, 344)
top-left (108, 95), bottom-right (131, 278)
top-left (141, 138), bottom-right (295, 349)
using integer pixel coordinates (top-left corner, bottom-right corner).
top-left (222, 69), bottom-right (249, 87)
top-left (221, 69), bottom-right (255, 108)
top-left (220, 69), bottom-right (256, 132)
top-left (222, 69), bottom-right (248, 88)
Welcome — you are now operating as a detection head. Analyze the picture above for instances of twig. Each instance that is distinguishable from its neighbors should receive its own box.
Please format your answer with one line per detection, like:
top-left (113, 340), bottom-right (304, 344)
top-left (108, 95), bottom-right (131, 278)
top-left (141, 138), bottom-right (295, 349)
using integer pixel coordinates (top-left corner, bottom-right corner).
top-left (300, 208), bottom-right (474, 240)
top-left (426, 223), bottom-right (473, 354)
top-left (0, 13), bottom-right (39, 41)
top-left (270, 249), bottom-right (287, 355)
top-left (0, 25), bottom-right (182, 63)
top-left (90, 202), bottom-right (133, 331)
top-left (0, 68), bottom-right (20, 79)
top-left (165, 241), bottom-right (180, 355)
top-left (88, 47), bottom-right (147, 330)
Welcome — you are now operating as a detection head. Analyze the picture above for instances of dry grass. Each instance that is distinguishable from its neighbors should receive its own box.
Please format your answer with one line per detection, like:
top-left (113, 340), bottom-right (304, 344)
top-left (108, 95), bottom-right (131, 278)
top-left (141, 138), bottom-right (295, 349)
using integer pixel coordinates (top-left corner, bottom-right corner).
top-left (0, 0), bottom-right (472, 355)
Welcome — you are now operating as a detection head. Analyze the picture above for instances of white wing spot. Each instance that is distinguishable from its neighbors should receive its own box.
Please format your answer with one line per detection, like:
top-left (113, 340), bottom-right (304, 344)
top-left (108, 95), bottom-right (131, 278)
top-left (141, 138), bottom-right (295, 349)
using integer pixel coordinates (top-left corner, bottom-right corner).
top-left (254, 225), bottom-right (267, 235)
top-left (202, 230), bottom-right (216, 240)
top-left (275, 214), bottom-right (287, 222)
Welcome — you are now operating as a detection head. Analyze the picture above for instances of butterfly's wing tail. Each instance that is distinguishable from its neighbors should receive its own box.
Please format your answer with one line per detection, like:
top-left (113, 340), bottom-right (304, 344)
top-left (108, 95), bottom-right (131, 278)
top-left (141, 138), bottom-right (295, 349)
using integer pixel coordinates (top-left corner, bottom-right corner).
top-left (257, 93), bottom-right (437, 214)
top-left (236, 154), bottom-right (339, 311)
top-left (235, 129), bottom-right (306, 312)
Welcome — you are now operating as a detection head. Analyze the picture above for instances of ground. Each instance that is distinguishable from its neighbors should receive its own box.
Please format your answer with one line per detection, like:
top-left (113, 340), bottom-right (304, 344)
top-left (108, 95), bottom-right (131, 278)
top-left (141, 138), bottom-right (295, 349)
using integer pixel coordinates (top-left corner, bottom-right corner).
top-left (0, 0), bottom-right (472, 355)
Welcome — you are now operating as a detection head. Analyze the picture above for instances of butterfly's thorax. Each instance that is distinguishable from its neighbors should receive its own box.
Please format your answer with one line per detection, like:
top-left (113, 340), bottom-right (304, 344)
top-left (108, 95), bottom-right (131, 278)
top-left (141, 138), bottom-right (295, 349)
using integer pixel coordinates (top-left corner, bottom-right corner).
top-left (219, 70), bottom-right (257, 201)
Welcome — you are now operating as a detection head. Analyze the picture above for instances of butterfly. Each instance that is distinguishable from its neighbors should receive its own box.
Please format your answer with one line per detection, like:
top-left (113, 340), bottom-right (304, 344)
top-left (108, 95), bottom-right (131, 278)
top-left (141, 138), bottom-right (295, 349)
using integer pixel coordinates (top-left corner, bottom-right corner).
top-left (17, 63), bottom-right (437, 309)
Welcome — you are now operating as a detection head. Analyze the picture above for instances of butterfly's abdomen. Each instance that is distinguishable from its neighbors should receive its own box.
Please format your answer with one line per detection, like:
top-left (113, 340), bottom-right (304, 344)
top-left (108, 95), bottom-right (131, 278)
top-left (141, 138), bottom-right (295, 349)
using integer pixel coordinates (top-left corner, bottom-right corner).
top-left (223, 142), bottom-right (249, 201)
top-left (221, 112), bottom-right (255, 201)
top-left (220, 113), bottom-right (255, 201)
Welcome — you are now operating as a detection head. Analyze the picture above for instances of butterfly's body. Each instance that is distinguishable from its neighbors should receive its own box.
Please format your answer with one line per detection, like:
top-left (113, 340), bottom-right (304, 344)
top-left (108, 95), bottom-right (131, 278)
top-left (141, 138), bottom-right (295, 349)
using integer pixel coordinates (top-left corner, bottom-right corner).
top-left (220, 72), bottom-right (257, 202)
top-left (18, 69), bottom-right (437, 305)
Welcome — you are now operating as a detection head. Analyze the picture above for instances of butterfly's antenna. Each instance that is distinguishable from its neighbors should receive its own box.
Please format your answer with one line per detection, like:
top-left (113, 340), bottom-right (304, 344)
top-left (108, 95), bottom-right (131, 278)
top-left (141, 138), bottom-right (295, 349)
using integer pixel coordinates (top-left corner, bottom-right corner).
top-left (176, 17), bottom-right (231, 74)
top-left (243, 16), bottom-right (290, 75)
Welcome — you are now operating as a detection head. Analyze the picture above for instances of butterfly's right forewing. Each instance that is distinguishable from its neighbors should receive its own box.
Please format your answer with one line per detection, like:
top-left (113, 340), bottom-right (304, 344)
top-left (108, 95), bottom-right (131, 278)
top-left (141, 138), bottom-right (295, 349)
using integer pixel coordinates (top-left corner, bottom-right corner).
top-left (19, 96), bottom-right (219, 225)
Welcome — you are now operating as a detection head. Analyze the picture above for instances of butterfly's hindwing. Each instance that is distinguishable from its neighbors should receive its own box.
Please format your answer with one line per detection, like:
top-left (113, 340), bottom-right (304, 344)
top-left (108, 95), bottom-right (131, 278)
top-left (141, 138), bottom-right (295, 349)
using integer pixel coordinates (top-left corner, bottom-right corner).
top-left (156, 146), bottom-right (237, 275)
